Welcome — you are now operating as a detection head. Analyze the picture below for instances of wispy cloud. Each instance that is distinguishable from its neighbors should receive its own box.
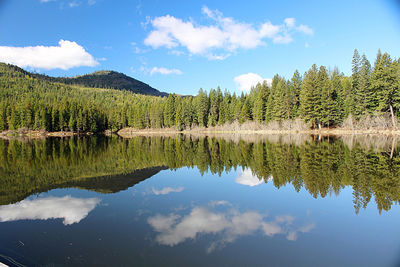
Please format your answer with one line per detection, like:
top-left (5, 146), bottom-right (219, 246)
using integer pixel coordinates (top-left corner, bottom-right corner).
top-left (131, 42), bottom-right (148, 54)
top-left (144, 6), bottom-right (313, 60)
top-left (152, 187), bottom-right (184, 195)
top-left (234, 73), bottom-right (272, 91)
top-left (150, 67), bottom-right (182, 75)
top-left (68, 1), bottom-right (80, 8)
top-left (0, 40), bottom-right (99, 70)
top-left (168, 50), bottom-right (185, 56)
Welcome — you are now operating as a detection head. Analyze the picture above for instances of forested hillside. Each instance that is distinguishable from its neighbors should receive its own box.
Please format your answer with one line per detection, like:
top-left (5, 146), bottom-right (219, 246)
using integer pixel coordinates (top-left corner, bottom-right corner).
top-left (0, 49), bottom-right (399, 133)
top-left (33, 70), bottom-right (168, 97)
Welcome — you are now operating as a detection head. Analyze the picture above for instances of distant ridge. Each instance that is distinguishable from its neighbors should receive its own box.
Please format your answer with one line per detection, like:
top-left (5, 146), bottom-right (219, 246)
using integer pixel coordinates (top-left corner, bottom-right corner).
top-left (33, 70), bottom-right (169, 97)
top-left (0, 62), bottom-right (168, 97)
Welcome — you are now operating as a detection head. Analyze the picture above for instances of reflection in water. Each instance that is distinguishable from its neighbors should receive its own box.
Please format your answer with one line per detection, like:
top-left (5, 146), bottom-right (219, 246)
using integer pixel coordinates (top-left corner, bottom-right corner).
top-left (147, 201), bottom-right (315, 252)
top-left (1, 135), bottom-right (400, 213)
top-left (152, 186), bottom-right (184, 195)
top-left (0, 196), bottom-right (100, 225)
top-left (236, 169), bottom-right (271, 187)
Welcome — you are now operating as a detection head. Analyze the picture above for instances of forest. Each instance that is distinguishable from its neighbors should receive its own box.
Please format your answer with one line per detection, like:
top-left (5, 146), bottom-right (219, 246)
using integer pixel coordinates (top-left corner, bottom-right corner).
top-left (0, 49), bottom-right (399, 132)
top-left (1, 135), bottom-right (399, 214)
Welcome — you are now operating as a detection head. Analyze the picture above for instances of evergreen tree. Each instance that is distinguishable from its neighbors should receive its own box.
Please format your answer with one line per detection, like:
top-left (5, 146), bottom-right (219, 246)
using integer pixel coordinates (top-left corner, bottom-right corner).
top-left (253, 83), bottom-right (267, 122)
top-left (164, 94), bottom-right (176, 127)
top-left (239, 97), bottom-right (251, 123)
top-left (290, 70), bottom-right (302, 117)
top-left (371, 51), bottom-right (398, 128)
top-left (175, 98), bottom-right (183, 130)
top-left (300, 64), bottom-right (321, 128)
top-left (354, 54), bottom-right (372, 117)
top-left (319, 66), bottom-right (339, 127)
top-left (194, 89), bottom-right (209, 127)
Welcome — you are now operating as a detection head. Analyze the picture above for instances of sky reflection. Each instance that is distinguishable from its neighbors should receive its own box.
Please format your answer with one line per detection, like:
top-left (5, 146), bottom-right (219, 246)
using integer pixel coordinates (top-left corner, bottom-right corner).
top-left (0, 195), bottom-right (100, 225)
top-left (147, 201), bottom-right (315, 252)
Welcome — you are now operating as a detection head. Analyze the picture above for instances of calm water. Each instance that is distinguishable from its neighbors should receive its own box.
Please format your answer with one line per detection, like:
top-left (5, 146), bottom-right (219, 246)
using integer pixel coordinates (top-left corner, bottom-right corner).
top-left (1, 135), bottom-right (400, 266)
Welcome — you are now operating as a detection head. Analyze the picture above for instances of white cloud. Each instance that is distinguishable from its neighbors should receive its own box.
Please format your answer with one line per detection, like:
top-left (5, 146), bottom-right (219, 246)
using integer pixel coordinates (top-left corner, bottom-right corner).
top-left (68, 1), bottom-right (80, 7)
top-left (40, 0), bottom-right (55, 3)
top-left (259, 22), bottom-right (281, 38)
top-left (297, 24), bottom-right (314, 35)
top-left (284, 18), bottom-right (296, 28)
top-left (235, 169), bottom-right (263, 187)
top-left (150, 67), bottom-right (182, 75)
top-left (0, 196), bottom-right (100, 225)
top-left (273, 34), bottom-right (293, 44)
top-left (168, 50), bottom-right (185, 56)
top-left (209, 200), bottom-right (231, 207)
top-left (88, 0), bottom-right (96, 5)
top-left (0, 40), bottom-right (98, 70)
top-left (207, 53), bottom-right (230, 60)
top-left (144, 6), bottom-right (313, 60)
top-left (148, 214), bottom-right (180, 232)
top-left (131, 42), bottom-right (148, 54)
top-left (147, 202), bottom-right (315, 252)
top-left (234, 73), bottom-right (272, 91)
top-left (152, 186), bottom-right (184, 195)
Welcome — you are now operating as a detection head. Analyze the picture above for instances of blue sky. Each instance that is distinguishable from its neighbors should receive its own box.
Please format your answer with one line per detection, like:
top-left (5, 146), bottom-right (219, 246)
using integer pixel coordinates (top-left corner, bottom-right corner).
top-left (0, 0), bottom-right (399, 95)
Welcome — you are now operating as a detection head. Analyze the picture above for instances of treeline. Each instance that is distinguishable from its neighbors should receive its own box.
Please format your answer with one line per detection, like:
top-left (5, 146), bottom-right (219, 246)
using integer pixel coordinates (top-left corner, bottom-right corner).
top-left (0, 49), bottom-right (399, 132)
top-left (1, 136), bottom-right (400, 213)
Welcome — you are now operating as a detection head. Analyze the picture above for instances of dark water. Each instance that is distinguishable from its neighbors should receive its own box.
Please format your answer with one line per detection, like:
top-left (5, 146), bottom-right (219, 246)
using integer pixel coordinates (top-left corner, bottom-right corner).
top-left (1, 135), bottom-right (400, 266)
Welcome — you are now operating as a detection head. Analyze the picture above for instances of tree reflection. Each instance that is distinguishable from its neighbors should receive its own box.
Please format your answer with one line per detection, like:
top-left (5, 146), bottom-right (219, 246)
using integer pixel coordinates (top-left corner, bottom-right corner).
top-left (0, 135), bottom-right (399, 213)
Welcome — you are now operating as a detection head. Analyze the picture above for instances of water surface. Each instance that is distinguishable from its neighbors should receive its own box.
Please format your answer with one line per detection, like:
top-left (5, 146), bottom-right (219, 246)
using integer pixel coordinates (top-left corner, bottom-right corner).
top-left (1, 135), bottom-right (400, 266)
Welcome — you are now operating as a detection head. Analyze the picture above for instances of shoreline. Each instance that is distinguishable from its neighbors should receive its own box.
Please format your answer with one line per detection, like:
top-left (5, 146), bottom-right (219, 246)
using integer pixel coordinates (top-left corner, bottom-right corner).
top-left (0, 130), bottom-right (87, 139)
top-left (117, 127), bottom-right (400, 137)
top-left (2, 127), bottom-right (400, 140)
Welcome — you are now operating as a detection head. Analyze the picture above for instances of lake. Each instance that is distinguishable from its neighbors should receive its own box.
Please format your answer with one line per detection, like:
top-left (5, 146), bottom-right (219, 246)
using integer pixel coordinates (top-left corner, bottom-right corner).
top-left (1, 135), bottom-right (400, 266)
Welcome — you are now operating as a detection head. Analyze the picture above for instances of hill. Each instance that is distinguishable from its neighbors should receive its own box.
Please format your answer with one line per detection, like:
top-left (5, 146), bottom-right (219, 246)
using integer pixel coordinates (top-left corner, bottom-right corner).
top-left (0, 63), bottom-right (168, 97)
top-left (32, 69), bottom-right (168, 97)
top-left (0, 62), bottom-right (168, 132)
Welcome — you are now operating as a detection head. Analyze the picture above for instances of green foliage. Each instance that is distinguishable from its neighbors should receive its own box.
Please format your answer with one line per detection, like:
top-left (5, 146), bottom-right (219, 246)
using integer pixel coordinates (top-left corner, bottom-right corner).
top-left (300, 64), bottom-right (321, 127)
top-left (33, 69), bottom-right (168, 97)
top-left (2, 136), bottom-right (400, 214)
top-left (0, 48), bottom-right (398, 132)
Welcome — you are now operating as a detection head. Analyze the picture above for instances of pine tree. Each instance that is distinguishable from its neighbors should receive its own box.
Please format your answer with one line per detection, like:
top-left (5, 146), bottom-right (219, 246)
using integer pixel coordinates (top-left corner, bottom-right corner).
top-left (319, 66), bottom-right (339, 127)
top-left (265, 75), bottom-right (280, 122)
top-left (219, 90), bottom-right (231, 125)
top-left (349, 49), bottom-right (361, 116)
top-left (207, 88), bottom-right (222, 127)
top-left (253, 83), bottom-right (267, 122)
top-left (354, 54), bottom-right (372, 117)
top-left (239, 97), bottom-right (251, 123)
top-left (194, 89), bottom-right (209, 127)
top-left (300, 64), bottom-right (321, 128)
top-left (290, 70), bottom-right (302, 117)
top-left (272, 78), bottom-right (289, 120)
top-left (371, 51), bottom-right (397, 128)
top-left (175, 98), bottom-right (183, 130)
top-left (164, 94), bottom-right (176, 127)
top-left (330, 68), bottom-right (345, 123)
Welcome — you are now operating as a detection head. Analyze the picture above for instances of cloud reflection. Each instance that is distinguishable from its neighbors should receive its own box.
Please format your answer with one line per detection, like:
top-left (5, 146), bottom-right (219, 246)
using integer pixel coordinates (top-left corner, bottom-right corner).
top-left (0, 196), bottom-right (100, 225)
top-left (235, 169), bottom-right (264, 187)
top-left (147, 201), bottom-right (315, 252)
top-left (152, 186), bottom-right (184, 195)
